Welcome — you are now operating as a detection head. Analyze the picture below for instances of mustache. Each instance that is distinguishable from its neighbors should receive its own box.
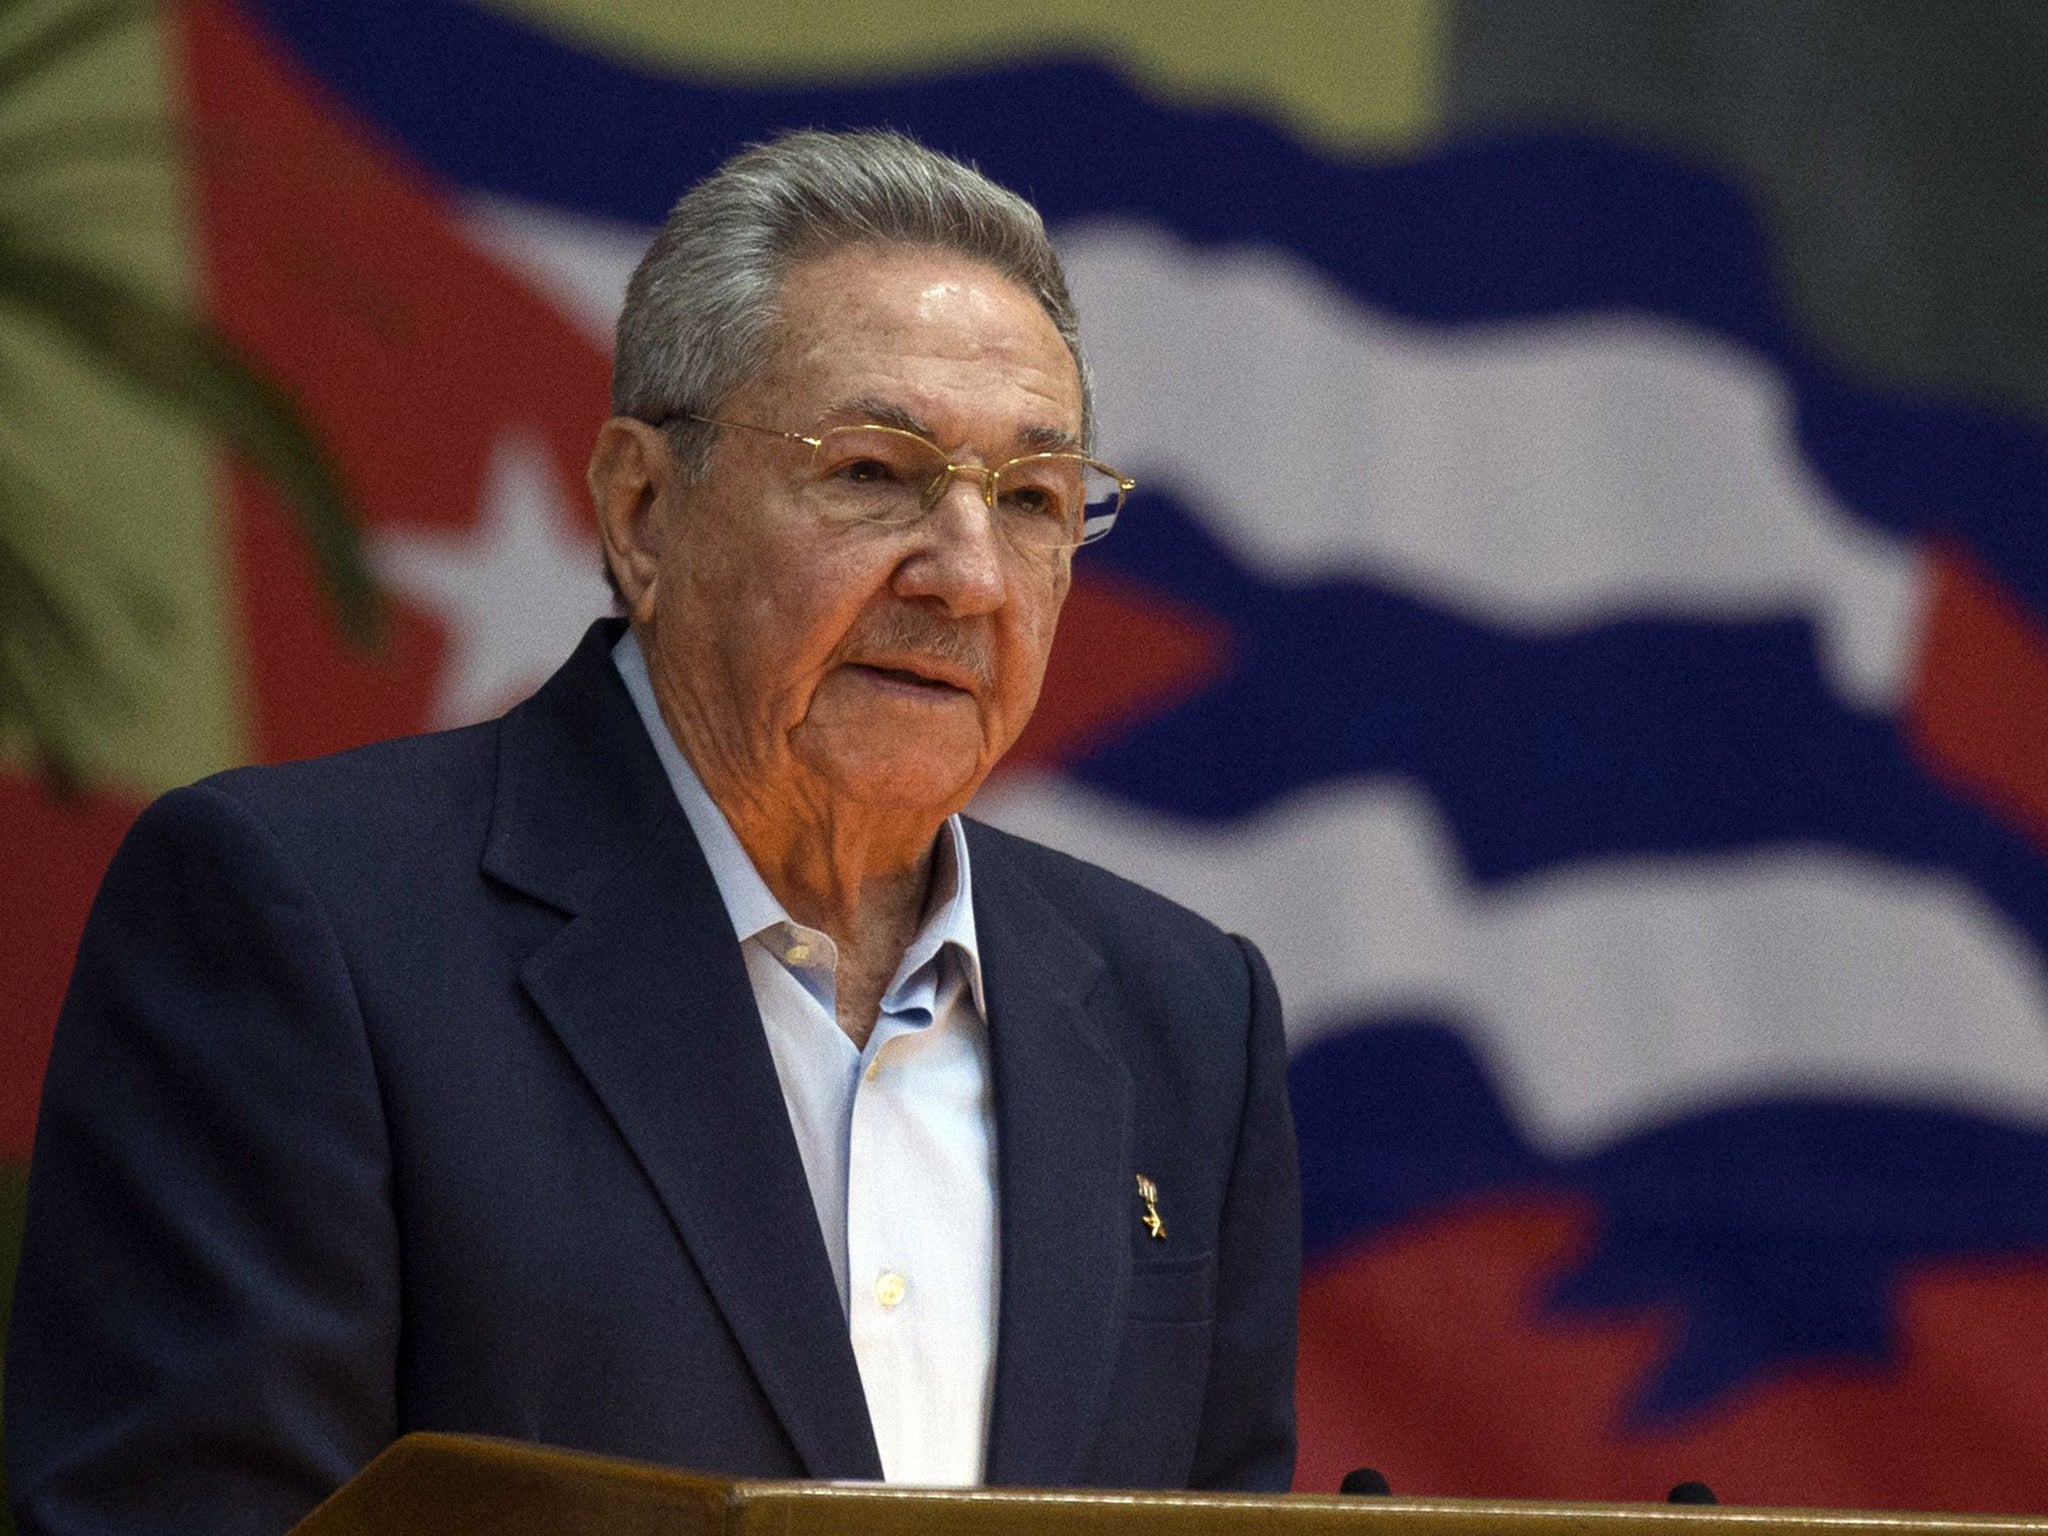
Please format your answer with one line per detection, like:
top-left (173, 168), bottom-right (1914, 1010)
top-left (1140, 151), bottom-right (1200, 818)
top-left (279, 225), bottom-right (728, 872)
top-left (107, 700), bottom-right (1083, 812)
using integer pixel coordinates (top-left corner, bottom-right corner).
top-left (849, 609), bottom-right (996, 689)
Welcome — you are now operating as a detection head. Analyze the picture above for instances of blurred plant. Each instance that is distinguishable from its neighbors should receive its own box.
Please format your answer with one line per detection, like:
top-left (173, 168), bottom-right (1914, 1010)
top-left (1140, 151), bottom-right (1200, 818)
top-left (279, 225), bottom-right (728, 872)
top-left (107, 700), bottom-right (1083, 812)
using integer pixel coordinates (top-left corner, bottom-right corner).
top-left (0, 0), bottom-right (382, 790)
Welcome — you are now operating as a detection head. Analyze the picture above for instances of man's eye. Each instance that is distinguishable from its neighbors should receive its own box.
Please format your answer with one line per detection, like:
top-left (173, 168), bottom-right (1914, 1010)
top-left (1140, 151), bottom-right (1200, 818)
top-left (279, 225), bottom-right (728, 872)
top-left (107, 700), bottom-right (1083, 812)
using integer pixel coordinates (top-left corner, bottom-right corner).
top-left (838, 456), bottom-right (899, 483)
top-left (998, 482), bottom-right (1072, 524)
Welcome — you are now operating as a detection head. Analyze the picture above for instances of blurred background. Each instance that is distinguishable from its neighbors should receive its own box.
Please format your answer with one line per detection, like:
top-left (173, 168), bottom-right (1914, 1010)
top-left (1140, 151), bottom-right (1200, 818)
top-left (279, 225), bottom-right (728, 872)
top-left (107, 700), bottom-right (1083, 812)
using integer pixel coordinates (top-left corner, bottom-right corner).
top-left (5, 0), bottom-right (2048, 1517)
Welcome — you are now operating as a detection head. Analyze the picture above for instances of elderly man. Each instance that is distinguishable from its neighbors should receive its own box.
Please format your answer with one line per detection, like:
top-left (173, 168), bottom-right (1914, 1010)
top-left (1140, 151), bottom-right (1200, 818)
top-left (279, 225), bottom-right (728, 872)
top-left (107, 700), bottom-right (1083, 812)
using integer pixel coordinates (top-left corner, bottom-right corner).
top-left (7, 131), bottom-right (1298, 1534)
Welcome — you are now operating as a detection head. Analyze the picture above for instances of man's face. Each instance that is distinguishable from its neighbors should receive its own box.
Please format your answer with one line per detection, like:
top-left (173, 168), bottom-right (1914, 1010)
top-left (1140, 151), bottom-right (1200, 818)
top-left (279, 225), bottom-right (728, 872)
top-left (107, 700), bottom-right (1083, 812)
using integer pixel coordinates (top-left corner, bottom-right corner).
top-left (639, 243), bottom-right (1082, 820)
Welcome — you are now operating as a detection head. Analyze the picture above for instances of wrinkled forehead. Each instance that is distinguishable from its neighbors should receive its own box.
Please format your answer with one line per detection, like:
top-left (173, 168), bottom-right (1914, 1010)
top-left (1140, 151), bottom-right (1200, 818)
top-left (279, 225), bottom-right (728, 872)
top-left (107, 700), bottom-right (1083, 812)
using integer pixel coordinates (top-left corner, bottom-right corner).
top-left (816, 396), bottom-right (1084, 457)
top-left (753, 245), bottom-right (1085, 443)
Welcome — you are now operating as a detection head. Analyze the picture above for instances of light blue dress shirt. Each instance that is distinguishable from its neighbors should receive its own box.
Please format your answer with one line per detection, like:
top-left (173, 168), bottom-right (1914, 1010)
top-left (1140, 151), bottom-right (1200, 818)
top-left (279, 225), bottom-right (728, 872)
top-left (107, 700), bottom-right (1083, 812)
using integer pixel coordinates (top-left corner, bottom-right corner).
top-left (613, 632), bottom-right (999, 1485)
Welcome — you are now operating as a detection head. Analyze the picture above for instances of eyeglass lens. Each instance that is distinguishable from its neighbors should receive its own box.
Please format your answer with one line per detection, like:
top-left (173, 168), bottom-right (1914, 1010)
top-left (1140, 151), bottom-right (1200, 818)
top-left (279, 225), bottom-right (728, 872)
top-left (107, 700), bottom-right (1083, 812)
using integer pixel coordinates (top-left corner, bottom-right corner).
top-left (809, 426), bottom-right (1122, 546)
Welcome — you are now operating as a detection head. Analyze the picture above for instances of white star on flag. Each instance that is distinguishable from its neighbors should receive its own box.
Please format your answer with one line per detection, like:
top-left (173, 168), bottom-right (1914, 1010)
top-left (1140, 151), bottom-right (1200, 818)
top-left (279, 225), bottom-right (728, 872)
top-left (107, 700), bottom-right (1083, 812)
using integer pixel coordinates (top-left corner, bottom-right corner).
top-left (374, 428), bottom-right (611, 728)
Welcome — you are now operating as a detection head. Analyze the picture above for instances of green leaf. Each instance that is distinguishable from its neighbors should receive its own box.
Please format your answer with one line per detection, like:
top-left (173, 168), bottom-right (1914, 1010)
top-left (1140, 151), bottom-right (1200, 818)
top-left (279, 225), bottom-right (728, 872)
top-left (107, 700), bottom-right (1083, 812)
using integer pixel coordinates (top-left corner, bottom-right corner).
top-left (0, 0), bottom-right (150, 102)
top-left (0, 432), bottom-right (175, 788)
top-left (0, 233), bottom-right (386, 650)
top-left (0, 467), bottom-right (105, 791)
top-left (0, 111), bottom-right (175, 184)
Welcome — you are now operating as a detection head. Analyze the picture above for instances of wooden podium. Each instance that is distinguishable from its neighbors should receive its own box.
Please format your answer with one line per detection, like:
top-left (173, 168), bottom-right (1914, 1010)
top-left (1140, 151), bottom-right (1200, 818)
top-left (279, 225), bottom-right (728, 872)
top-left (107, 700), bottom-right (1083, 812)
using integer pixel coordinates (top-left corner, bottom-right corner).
top-left (291, 1434), bottom-right (2048, 1536)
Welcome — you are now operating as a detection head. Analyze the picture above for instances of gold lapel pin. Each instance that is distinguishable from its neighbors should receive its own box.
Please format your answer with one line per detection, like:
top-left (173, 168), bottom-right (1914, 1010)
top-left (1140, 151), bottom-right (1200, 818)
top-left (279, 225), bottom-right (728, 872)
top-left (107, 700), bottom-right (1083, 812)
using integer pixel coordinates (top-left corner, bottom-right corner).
top-left (1135, 1173), bottom-right (1167, 1240)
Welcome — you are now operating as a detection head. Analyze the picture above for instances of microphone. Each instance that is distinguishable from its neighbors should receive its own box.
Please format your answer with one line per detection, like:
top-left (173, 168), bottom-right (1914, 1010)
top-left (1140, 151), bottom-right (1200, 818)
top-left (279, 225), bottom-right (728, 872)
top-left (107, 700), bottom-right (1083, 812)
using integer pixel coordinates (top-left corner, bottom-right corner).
top-left (1668, 1482), bottom-right (1719, 1505)
top-left (1341, 1467), bottom-right (1393, 1496)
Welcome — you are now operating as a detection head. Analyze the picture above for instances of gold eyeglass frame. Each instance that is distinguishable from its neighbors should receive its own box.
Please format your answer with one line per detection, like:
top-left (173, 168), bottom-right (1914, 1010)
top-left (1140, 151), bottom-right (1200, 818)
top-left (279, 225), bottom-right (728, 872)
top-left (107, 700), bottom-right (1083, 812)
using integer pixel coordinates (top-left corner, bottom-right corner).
top-left (674, 412), bottom-right (1135, 548)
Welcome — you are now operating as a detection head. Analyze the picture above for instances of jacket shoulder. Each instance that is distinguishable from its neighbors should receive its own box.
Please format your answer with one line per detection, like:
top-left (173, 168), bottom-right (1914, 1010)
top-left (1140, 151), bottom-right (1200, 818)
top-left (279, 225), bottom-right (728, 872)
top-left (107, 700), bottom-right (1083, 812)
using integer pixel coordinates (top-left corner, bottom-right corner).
top-left (166, 720), bottom-right (504, 886)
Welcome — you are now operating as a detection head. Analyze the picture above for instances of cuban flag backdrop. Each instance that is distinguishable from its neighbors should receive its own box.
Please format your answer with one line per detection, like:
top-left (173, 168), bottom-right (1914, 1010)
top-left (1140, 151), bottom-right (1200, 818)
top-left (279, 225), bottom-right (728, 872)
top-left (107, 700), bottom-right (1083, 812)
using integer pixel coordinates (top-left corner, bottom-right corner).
top-left (5, 0), bottom-right (2048, 1514)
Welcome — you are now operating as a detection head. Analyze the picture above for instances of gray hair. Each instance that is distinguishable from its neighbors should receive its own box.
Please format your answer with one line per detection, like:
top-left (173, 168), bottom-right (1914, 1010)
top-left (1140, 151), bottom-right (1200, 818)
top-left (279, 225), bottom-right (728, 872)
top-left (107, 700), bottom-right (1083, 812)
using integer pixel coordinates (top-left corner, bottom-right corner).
top-left (611, 128), bottom-right (1092, 477)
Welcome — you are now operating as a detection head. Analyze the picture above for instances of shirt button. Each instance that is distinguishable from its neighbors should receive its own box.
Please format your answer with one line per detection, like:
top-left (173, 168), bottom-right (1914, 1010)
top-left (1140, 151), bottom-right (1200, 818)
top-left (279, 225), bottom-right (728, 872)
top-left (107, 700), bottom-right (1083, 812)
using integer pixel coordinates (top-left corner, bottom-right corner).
top-left (784, 942), bottom-right (811, 965)
top-left (875, 1271), bottom-right (907, 1309)
top-left (864, 1060), bottom-right (882, 1082)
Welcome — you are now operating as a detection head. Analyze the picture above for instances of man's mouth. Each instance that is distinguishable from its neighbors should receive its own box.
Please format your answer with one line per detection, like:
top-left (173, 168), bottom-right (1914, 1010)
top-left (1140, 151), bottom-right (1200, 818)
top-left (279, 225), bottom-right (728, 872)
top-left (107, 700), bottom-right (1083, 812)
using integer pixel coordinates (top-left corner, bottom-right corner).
top-left (849, 662), bottom-right (971, 694)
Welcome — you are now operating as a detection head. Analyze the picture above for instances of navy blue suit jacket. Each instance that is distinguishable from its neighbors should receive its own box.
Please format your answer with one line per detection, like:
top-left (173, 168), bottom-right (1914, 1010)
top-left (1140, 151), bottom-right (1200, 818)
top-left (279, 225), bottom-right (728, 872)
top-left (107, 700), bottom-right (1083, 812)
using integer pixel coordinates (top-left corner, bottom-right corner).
top-left (7, 621), bottom-right (1298, 1535)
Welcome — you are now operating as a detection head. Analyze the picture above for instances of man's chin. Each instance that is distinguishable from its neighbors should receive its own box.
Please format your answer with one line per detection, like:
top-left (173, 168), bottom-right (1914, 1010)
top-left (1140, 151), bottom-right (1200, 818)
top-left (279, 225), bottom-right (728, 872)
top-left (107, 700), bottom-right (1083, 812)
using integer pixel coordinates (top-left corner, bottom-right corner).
top-left (793, 734), bottom-right (989, 823)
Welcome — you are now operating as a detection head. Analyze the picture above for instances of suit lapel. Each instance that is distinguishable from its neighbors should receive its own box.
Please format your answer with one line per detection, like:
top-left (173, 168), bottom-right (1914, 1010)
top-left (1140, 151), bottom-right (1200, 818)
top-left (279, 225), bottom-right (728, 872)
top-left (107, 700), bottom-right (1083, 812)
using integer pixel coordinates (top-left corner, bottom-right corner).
top-left (485, 623), bottom-right (882, 1479)
top-left (972, 829), bottom-right (1134, 1487)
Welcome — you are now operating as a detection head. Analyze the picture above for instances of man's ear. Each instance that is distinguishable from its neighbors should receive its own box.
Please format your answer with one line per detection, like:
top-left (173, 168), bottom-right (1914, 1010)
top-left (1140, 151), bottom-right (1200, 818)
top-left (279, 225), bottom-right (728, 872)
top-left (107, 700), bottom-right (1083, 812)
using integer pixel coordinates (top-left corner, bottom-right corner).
top-left (588, 417), bottom-right (676, 623)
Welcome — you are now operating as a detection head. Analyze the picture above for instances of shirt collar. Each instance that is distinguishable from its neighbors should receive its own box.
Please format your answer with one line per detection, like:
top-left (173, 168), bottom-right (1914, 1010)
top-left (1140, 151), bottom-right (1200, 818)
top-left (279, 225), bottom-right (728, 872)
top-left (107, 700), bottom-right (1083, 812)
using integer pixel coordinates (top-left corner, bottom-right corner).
top-left (896, 813), bottom-right (983, 1014)
top-left (612, 629), bottom-right (984, 1011)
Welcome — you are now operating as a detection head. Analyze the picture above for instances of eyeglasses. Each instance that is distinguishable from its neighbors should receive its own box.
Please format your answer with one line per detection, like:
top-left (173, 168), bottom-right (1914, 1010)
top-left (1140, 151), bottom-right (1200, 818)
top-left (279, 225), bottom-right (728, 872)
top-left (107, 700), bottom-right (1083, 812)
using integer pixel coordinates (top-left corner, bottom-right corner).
top-left (670, 413), bottom-right (1134, 550)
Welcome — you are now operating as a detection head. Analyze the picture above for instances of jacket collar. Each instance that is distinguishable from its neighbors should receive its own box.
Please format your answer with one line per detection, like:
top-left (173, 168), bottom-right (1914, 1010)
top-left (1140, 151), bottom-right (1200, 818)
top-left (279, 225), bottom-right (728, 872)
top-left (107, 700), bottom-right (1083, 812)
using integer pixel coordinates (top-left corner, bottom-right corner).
top-left (971, 825), bottom-right (1134, 1487)
top-left (484, 620), bottom-right (884, 1479)
top-left (482, 623), bottom-right (1136, 1486)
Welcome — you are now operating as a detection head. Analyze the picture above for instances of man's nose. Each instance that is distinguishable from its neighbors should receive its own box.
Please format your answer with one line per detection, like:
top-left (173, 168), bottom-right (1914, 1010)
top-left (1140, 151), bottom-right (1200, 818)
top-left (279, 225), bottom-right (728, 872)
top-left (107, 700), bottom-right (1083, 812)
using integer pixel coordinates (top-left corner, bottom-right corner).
top-left (917, 461), bottom-right (1001, 514)
top-left (897, 471), bottom-right (1007, 615)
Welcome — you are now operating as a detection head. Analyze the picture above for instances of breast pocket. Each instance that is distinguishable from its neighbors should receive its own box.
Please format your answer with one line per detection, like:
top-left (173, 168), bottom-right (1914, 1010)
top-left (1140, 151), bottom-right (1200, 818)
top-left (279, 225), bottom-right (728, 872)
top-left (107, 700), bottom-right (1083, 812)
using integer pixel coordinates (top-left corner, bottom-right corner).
top-left (1126, 1251), bottom-right (1216, 1324)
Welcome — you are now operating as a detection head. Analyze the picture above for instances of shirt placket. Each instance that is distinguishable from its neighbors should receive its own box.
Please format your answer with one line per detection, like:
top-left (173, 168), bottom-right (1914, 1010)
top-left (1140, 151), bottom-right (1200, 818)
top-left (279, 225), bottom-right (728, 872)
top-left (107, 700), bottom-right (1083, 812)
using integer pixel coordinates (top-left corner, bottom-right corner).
top-left (845, 975), bottom-right (941, 1479)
